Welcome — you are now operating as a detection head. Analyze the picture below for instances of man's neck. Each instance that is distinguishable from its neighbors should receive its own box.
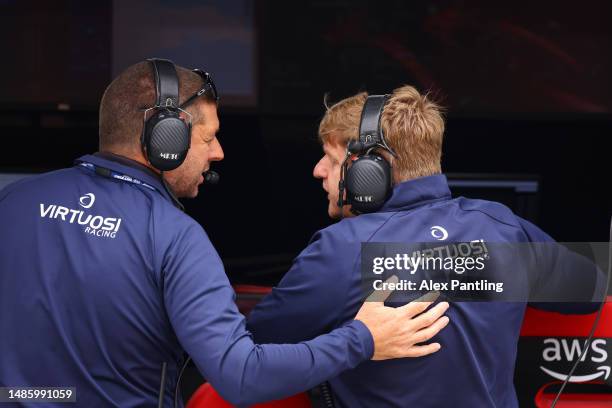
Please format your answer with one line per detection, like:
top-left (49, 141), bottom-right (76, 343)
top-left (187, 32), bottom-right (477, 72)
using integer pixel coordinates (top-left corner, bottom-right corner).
top-left (98, 150), bottom-right (161, 175)
top-left (95, 151), bottom-right (162, 178)
top-left (94, 151), bottom-right (185, 211)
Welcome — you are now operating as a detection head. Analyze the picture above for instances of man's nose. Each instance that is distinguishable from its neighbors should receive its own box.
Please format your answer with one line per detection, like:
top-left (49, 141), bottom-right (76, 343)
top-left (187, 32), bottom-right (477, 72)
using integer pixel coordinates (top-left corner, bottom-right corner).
top-left (313, 159), bottom-right (326, 179)
top-left (210, 139), bottom-right (224, 162)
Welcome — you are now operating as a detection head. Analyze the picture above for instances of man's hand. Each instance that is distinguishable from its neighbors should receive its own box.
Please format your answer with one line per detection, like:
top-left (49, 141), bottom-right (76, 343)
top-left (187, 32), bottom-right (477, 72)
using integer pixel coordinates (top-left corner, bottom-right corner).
top-left (355, 276), bottom-right (450, 360)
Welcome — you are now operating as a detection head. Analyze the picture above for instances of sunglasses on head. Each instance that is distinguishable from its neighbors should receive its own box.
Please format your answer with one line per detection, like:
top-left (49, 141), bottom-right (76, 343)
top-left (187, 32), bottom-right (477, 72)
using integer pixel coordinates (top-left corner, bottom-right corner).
top-left (180, 69), bottom-right (219, 108)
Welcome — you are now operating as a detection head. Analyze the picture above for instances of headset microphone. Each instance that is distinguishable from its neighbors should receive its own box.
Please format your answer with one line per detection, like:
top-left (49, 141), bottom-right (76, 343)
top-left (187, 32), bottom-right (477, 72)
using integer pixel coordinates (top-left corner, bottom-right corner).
top-left (203, 170), bottom-right (220, 185)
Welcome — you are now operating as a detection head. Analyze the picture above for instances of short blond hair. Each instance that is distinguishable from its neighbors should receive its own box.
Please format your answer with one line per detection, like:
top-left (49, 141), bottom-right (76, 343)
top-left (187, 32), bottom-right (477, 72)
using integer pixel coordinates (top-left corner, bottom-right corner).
top-left (318, 85), bottom-right (444, 182)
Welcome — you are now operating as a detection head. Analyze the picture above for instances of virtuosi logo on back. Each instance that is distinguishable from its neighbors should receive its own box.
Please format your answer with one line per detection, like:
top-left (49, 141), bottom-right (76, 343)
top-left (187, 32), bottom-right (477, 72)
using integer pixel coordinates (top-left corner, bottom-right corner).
top-left (39, 193), bottom-right (122, 239)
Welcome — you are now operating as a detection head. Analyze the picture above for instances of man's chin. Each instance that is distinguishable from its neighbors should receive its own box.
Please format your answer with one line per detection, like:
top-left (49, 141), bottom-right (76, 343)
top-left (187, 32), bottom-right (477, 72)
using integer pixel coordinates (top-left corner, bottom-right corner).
top-left (188, 187), bottom-right (200, 199)
top-left (328, 204), bottom-right (342, 219)
top-left (328, 204), bottom-right (356, 219)
top-left (174, 185), bottom-right (199, 199)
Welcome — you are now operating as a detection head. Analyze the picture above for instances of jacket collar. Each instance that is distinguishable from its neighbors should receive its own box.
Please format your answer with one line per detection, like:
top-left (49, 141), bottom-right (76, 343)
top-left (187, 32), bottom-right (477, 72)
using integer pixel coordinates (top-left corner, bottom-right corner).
top-left (378, 174), bottom-right (452, 213)
top-left (75, 152), bottom-right (176, 205)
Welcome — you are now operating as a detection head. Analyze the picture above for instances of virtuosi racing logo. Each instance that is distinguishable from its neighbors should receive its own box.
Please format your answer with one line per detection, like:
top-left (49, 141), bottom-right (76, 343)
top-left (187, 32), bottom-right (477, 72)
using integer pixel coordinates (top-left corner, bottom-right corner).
top-left (39, 193), bottom-right (122, 239)
top-left (79, 193), bottom-right (95, 209)
top-left (430, 225), bottom-right (448, 241)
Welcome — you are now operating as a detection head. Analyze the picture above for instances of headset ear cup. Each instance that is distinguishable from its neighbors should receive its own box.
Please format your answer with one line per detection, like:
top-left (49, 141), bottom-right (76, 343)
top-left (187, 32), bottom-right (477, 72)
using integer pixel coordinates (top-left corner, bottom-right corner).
top-left (144, 109), bottom-right (191, 171)
top-left (345, 154), bottom-right (392, 213)
top-left (143, 58), bottom-right (191, 172)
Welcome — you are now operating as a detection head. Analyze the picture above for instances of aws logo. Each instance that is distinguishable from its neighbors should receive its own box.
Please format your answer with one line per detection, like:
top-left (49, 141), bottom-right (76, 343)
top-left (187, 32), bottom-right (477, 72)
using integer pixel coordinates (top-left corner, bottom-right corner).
top-left (540, 337), bottom-right (610, 382)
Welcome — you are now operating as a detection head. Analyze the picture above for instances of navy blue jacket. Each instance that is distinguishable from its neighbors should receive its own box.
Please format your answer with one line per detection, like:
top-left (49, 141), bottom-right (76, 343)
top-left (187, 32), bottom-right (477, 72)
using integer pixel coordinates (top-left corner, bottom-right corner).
top-left (247, 174), bottom-right (603, 408)
top-left (0, 153), bottom-right (374, 407)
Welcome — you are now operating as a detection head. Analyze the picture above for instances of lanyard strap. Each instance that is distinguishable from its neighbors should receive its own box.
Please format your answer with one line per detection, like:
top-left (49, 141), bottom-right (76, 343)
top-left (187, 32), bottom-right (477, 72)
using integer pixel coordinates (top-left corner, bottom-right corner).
top-left (77, 161), bottom-right (157, 192)
top-left (77, 161), bottom-right (185, 212)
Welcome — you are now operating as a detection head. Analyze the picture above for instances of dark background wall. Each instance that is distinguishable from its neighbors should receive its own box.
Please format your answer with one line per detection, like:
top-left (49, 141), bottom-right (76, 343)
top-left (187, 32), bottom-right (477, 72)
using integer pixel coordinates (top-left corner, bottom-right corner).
top-left (0, 0), bottom-right (610, 284)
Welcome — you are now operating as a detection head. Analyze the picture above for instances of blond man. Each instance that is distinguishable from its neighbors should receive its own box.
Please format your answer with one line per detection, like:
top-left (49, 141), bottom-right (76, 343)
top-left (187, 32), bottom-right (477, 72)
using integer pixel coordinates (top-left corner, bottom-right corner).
top-left (246, 85), bottom-right (601, 407)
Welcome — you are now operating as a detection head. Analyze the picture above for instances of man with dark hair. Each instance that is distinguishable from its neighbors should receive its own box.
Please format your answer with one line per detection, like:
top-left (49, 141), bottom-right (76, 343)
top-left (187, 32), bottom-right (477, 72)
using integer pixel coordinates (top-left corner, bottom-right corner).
top-left (98, 61), bottom-right (216, 198)
top-left (0, 60), bottom-right (449, 407)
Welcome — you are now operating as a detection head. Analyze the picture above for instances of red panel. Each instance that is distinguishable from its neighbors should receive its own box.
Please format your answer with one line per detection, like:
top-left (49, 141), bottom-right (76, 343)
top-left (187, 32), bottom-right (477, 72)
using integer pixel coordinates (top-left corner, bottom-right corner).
top-left (186, 383), bottom-right (312, 408)
top-left (234, 285), bottom-right (273, 295)
top-left (520, 298), bottom-right (612, 337)
top-left (535, 381), bottom-right (612, 407)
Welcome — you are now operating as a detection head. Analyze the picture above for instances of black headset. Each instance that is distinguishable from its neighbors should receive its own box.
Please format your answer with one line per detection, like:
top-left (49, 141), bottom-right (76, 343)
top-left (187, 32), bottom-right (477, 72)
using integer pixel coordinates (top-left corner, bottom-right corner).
top-left (141, 58), bottom-right (192, 171)
top-left (141, 58), bottom-right (221, 174)
top-left (338, 94), bottom-right (397, 214)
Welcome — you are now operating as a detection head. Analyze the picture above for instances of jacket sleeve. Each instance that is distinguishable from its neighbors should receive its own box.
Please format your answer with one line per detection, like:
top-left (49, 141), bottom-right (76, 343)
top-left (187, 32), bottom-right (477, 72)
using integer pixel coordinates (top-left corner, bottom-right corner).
top-left (247, 230), bottom-right (359, 344)
top-left (160, 221), bottom-right (372, 407)
top-left (519, 217), bottom-right (606, 314)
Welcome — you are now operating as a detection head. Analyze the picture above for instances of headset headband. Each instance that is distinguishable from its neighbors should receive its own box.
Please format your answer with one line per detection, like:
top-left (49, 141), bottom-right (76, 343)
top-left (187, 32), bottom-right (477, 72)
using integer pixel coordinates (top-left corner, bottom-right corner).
top-left (148, 58), bottom-right (179, 108)
top-left (358, 94), bottom-right (389, 148)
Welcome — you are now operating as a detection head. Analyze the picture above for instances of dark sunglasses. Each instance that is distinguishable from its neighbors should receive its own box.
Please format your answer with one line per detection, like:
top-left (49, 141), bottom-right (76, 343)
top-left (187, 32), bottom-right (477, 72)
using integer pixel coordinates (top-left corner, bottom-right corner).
top-left (180, 69), bottom-right (219, 108)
